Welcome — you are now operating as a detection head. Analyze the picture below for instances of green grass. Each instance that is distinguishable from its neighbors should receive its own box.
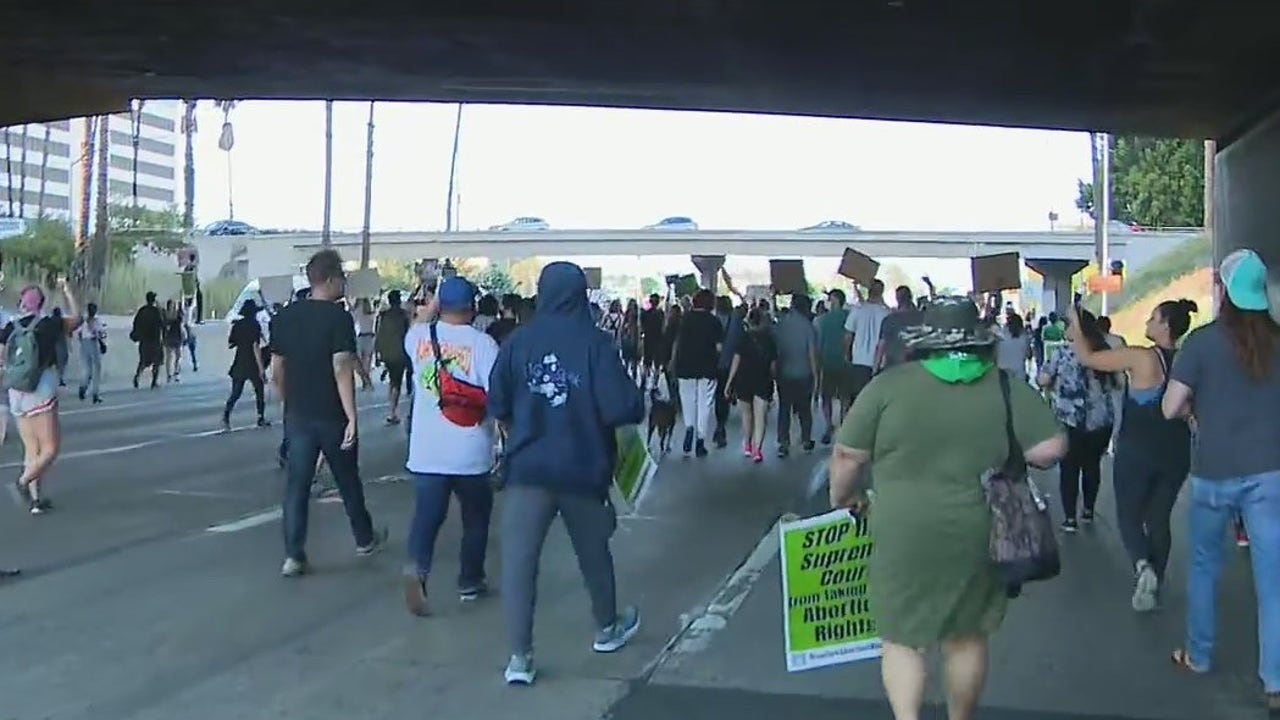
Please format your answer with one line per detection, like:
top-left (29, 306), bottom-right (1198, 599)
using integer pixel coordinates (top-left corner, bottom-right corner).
top-left (2, 262), bottom-right (247, 318)
top-left (1085, 234), bottom-right (1211, 315)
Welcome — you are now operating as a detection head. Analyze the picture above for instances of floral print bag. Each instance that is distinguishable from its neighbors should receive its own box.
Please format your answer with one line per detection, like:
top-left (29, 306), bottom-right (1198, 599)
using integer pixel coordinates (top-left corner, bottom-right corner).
top-left (981, 370), bottom-right (1062, 596)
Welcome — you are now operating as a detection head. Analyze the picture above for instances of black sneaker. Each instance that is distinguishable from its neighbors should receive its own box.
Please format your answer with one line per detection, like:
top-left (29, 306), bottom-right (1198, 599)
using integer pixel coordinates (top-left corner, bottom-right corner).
top-left (0, 568), bottom-right (20, 579)
top-left (132, 375), bottom-right (140, 389)
top-left (801, 440), bottom-right (816, 453)
top-left (256, 417), bottom-right (272, 428)
top-left (1081, 509), bottom-right (1095, 525)
top-left (777, 445), bottom-right (790, 459)
top-left (682, 428), bottom-right (694, 455)
top-left (712, 428), bottom-right (727, 449)
top-left (92, 394), bottom-right (102, 404)
top-left (77, 386), bottom-right (86, 401)
top-left (459, 579), bottom-right (489, 602)
top-left (695, 440), bottom-right (708, 458)
top-left (821, 429), bottom-right (833, 445)
top-left (356, 526), bottom-right (390, 556)
top-left (1061, 519), bottom-right (1079, 534)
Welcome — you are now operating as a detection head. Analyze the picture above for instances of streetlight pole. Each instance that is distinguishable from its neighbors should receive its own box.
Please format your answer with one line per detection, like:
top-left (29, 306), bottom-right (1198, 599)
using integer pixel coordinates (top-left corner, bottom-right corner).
top-left (445, 103), bottom-right (463, 232)
top-left (322, 100), bottom-right (334, 247)
top-left (1093, 133), bottom-right (1112, 316)
top-left (360, 101), bottom-right (376, 269)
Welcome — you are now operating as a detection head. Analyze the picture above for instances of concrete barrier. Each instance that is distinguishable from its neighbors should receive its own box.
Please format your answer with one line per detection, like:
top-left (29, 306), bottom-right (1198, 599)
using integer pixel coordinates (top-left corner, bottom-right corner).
top-left (61, 315), bottom-right (236, 390)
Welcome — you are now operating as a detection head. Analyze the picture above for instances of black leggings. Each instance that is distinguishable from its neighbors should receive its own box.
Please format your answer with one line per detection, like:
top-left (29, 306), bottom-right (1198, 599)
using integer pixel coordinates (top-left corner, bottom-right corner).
top-left (224, 375), bottom-right (265, 423)
top-left (1112, 446), bottom-right (1187, 579)
top-left (1059, 425), bottom-right (1112, 519)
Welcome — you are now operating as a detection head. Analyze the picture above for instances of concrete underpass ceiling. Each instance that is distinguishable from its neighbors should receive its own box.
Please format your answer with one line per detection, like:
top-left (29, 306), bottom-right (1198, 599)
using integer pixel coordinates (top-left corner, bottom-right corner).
top-left (4, 1), bottom-right (1280, 141)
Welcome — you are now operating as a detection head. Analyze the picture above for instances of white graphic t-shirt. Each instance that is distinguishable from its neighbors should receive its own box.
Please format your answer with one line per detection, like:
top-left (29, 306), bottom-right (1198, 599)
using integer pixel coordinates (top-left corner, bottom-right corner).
top-left (844, 302), bottom-right (891, 367)
top-left (404, 321), bottom-right (500, 476)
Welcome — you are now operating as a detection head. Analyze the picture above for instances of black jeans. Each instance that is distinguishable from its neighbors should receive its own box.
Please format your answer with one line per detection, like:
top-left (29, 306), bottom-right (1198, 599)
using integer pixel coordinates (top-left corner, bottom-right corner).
top-left (223, 374), bottom-right (265, 423)
top-left (713, 366), bottom-right (731, 440)
top-left (1059, 424), bottom-right (1112, 519)
top-left (777, 375), bottom-right (815, 446)
top-left (1112, 446), bottom-right (1188, 578)
top-left (282, 415), bottom-right (376, 562)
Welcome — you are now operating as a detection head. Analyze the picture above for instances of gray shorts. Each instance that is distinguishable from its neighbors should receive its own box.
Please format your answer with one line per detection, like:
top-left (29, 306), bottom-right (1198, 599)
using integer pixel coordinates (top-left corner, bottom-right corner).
top-left (8, 367), bottom-right (59, 418)
top-left (356, 334), bottom-right (375, 356)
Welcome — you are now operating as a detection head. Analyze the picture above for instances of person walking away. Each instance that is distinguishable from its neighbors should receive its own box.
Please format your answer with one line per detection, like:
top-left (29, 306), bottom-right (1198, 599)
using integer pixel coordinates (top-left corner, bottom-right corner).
top-left (401, 277), bottom-right (500, 616)
top-left (351, 297), bottom-right (376, 390)
top-left (670, 290), bottom-right (722, 457)
top-left (222, 299), bottom-right (270, 431)
top-left (828, 296), bottom-right (1066, 720)
top-left (1040, 312), bottom-right (1067, 367)
top-left (269, 249), bottom-right (388, 577)
top-left (183, 298), bottom-right (199, 372)
top-left (771, 293), bottom-right (818, 458)
top-left (1066, 299), bottom-right (1196, 612)
top-left (76, 302), bottom-right (106, 403)
top-left (488, 261), bottom-right (645, 685)
top-left (845, 279), bottom-right (891, 400)
top-left (1037, 308), bottom-right (1116, 532)
top-left (486, 293), bottom-right (521, 346)
top-left (1032, 316), bottom-right (1048, 370)
top-left (639, 293), bottom-right (665, 386)
top-left (474, 293), bottom-right (499, 334)
top-left (661, 304), bottom-right (683, 407)
top-left (130, 291), bottom-right (164, 389)
top-left (876, 285), bottom-right (924, 374)
top-left (50, 308), bottom-right (69, 386)
top-left (995, 312), bottom-right (1032, 382)
top-left (375, 290), bottom-right (412, 424)
top-left (599, 299), bottom-right (624, 345)
top-left (816, 289), bottom-right (854, 443)
top-left (1161, 249), bottom-right (1280, 715)
top-left (620, 299), bottom-right (642, 382)
top-left (711, 295), bottom-right (739, 448)
top-left (161, 299), bottom-right (184, 383)
top-left (724, 307), bottom-right (776, 462)
top-left (3, 281), bottom-right (82, 515)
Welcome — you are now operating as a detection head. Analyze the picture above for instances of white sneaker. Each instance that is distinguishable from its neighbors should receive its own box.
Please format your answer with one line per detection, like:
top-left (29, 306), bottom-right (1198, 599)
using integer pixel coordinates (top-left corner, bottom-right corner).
top-left (1132, 560), bottom-right (1158, 612)
top-left (281, 557), bottom-right (309, 578)
top-left (504, 653), bottom-right (536, 685)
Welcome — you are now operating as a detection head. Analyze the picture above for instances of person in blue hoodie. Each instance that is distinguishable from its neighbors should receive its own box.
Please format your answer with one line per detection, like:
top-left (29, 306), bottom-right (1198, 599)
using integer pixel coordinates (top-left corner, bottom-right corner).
top-left (488, 261), bottom-right (646, 686)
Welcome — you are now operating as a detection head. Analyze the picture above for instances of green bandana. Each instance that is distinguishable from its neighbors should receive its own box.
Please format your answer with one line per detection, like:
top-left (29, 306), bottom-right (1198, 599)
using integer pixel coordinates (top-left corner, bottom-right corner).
top-left (920, 352), bottom-right (993, 384)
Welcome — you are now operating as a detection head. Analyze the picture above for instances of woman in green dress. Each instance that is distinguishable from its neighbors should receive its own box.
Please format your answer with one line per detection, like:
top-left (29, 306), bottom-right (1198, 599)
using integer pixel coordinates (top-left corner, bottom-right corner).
top-left (829, 296), bottom-right (1066, 720)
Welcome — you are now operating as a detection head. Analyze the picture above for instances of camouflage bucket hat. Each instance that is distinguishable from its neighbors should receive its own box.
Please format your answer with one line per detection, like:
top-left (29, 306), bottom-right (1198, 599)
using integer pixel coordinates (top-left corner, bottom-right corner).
top-left (900, 295), bottom-right (999, 351)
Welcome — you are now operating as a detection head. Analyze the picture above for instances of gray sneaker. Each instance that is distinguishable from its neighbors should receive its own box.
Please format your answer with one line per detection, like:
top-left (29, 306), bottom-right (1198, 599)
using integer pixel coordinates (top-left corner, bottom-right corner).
top-left (592, 605), bottom-right (641, 653)
top-left (356, 526), bottom-right (389, 556)
top-left (1132, 560), bottom-right (1159, 612)
top-left (504, 653), bottom-right (536, 685)
top-left (281, 557), bottom-right (310, 578)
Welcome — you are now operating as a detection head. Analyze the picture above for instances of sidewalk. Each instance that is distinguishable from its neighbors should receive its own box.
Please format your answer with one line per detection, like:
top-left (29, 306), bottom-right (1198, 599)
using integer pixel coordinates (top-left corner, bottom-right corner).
top-left (60, 317), bottom-right (233, 393)
top-left (610, 458), bottom-right (1266, 720)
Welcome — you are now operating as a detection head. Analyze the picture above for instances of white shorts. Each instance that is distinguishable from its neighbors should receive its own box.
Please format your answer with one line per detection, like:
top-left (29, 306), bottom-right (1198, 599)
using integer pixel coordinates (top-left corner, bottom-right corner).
top-left (356, 335), bottom-right (376, 356)
top-left (9, 367), bottom-right (59, 418)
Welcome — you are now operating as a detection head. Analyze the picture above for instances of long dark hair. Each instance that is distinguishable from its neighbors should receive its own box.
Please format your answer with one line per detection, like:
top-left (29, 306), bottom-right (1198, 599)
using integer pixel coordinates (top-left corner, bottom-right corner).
top-left (1074, 309), bottom-right (1113, 388)
top-left (1220, 298), bottom-right (1279, 381)
top-left (1154, 298), bottom-right (1198, 342)
top-left (1006, 312), bottom-right (1024, 338)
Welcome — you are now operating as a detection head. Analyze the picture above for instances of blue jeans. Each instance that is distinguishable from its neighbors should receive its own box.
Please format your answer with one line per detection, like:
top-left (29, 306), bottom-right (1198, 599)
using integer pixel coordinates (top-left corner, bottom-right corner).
top-left (281, 415), bottom-right (375, 562)
top-left (1186, 472), bottom-right (1280, 692)
top-left (407, 473), bottom-right (493, 587)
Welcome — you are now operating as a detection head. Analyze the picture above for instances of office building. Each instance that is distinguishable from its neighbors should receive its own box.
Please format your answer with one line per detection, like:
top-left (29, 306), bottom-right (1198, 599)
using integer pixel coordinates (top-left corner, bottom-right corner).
top-left (0, 99), bottom-right (181, 220)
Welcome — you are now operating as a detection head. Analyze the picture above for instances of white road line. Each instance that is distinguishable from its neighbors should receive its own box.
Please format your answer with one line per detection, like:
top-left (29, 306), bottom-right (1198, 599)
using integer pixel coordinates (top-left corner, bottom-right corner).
top-left (156, 489), bottom-right (243, 499)
top-left (206, 508), bottom-right (282, 533)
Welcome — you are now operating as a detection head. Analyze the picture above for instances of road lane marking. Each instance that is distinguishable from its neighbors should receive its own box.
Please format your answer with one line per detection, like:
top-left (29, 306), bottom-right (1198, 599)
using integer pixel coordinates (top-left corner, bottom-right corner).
top-left (156, 489), bottom-right (244, 499)
top-left (206, 508), bottom-right (282, 533)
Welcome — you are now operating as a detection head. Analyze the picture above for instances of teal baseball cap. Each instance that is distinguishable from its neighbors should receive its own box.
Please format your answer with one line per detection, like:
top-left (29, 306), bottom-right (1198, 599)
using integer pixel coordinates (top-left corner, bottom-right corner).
top-left (1219, 249), bottom-right (1270, 312)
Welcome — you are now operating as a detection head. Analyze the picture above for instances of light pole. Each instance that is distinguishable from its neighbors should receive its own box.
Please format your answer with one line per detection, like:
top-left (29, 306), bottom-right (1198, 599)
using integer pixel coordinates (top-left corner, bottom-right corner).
top-left (322, 100), bottom-right (334, 246)
top-left (445, 103), bottom-right (463, 232)
top-left (1092, 132), bottom-right (1112, 316)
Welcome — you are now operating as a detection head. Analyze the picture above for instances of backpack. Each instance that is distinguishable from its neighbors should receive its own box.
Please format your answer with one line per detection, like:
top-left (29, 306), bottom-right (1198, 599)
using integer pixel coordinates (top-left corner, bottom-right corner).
top-left (375, 308), bottom-right (409, 361)
top-left (3, 319), bottom-right (44, 392)
top-left (429, 322), bottom-right (487, 428)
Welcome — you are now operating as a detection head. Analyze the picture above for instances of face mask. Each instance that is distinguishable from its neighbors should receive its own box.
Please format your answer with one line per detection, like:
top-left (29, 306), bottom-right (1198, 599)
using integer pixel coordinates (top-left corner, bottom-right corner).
top-left (920, 352), bottom-right (992, 384)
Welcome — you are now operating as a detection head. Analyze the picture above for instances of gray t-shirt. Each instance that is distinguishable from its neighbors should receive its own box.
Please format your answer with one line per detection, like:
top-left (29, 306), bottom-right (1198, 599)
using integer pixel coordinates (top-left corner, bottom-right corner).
top-left (878, 309), bottom-right (924, 369)
top-left (771, 312), bottom-right (817, 379)
top-left (1170, 321), bottom-right (1280, 480)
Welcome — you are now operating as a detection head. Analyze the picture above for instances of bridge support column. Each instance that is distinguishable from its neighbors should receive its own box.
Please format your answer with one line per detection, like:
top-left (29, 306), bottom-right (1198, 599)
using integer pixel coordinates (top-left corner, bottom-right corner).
top-left (1025, 259), bottom-right (1086, 316)
top-left (1214, 110), bottom-right (1280, 318)
top-left (691, 255), bottom-right (725, 294)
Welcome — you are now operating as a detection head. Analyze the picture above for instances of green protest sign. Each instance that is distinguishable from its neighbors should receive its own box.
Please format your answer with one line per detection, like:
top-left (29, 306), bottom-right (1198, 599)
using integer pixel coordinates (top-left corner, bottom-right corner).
top-left (779, 509), bottom-right (881, 671)
top-left (613, 426), bottom-right (656, 509)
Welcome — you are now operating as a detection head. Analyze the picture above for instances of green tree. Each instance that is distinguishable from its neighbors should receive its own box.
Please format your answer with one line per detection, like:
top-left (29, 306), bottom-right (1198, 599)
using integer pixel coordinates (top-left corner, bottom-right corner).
top-left (476, 264), bottom-right (517, 295)
top-left (1076, 136), bottom-right (1204, 228)
top-left (639, 276), bottom-right (662, 297)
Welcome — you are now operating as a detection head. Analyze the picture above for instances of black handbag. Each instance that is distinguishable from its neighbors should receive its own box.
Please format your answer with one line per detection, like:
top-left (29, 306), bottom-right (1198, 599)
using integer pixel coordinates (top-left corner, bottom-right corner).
top-left (981, 370), bottom-right (1061, 595)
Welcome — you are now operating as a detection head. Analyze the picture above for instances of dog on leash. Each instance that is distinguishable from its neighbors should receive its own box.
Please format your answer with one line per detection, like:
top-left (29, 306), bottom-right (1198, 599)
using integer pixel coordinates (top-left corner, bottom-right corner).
top-left (647, 387), bottom-right (677, 454)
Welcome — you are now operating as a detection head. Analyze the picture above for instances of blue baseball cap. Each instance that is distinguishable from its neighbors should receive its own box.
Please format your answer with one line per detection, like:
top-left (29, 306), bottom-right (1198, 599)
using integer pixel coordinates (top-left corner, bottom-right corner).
top-left (437, 276), bottom-right (477, 312)
top-left (1219, 249), bottom-right (1270, 312)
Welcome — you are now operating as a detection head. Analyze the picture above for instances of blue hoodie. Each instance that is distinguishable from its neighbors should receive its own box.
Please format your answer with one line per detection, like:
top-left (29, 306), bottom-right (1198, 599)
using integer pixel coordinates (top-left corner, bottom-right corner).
top-left (488, 262), bottom-right (645, 498)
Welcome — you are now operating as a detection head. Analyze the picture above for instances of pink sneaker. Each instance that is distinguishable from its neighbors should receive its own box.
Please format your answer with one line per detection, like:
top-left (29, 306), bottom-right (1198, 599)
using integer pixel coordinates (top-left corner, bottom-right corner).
top-left (752, 448), bottom-right (764, 463)
top-left (743, 442), bottom-right (754, 458)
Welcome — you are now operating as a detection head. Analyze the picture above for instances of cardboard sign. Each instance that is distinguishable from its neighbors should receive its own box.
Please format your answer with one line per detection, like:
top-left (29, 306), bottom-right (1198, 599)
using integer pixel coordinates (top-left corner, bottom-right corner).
top-left (346, 268), bottom-right (382, 299)
top-left (838, 247), bottom-right (879, 286)
top-left (674, 274), bottom-right (700, 297)
top-left (971, 252), bottom-right (1022, 294)
top-left (583, 267), bottom-right (603, 290)
top-left (769, 259), bottom-right (808, 295)
top-left (259, 275), bottom-right (296, 306)
top-left (1086, 274), bottom-right (1123, 294)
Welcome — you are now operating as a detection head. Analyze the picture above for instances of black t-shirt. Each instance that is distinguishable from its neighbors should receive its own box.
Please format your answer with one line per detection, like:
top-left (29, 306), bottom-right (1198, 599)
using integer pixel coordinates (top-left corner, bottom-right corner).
top-left (673, 310), bottom-right (723, 380)
top-left (132, 304), bottom-right (163, 345)
top-left (640, 308), bottom-right (664, 346)
top-left (228, 318), bottom-right (262, 377)
top-left (0, 315), bottom-right (62, 370)
top-left (271, 300), bottom-right (357, 423)
top-left (487, 317), bottom-right (517, 345)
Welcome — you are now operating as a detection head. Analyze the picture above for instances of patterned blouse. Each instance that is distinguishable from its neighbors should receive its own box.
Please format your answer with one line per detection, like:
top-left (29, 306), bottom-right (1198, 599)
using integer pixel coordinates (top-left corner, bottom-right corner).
top-left (1041, 344), bottom-right (1116, 431)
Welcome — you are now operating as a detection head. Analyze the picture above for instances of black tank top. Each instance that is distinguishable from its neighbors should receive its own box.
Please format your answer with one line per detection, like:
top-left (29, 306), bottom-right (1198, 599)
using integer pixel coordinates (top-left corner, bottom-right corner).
top-left (1118, 346), bottom-right (1190, 467)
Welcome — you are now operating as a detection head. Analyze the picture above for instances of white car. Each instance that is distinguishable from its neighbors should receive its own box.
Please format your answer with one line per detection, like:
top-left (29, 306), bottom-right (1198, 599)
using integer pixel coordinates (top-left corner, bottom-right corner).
top-left (490, 216), bottom-right (550, 232)
top-left (800, 220), bottom-right (861, 232)
top-left (645, 216), bottom-right (698, 231)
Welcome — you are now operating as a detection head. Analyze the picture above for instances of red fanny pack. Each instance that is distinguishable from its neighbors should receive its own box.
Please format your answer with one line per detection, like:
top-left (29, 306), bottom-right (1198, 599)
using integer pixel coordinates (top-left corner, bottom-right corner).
top-left (429, 322), bottom-right (488, 428)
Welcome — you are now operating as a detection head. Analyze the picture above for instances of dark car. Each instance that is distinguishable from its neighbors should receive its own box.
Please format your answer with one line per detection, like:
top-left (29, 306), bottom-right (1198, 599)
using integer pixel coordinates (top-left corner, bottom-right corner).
top-left (204, 220), bottom-right (259, 236)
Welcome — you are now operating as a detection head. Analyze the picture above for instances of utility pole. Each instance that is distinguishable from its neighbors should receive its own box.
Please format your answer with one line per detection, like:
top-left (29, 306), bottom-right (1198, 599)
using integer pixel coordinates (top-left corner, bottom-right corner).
top-left (445, 103), bottom-right (463, 232)
top-left (1204, 139), bottom-right (1217, 315)
top-left (1092, 132), bottom-right (1112, 316)
top-left (359, 101), bottom-right (376, 269)
top-left (73, 117), bottom-right (95, 291)
top-left (322, 100), bottom-right (334, 246)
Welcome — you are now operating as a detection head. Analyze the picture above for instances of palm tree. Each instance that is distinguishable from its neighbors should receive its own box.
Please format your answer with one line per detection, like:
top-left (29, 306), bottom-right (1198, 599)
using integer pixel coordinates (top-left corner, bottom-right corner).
top-left (215, 100), bottom-right (238, 221)
top-left (322, 100), bottom-right (334, 246)
top-left (130, 100), bottom-right (146, 210)
top-left (180, 99), bottom-right (198, 230)
top-left (360, 101), bottom-right (376, 268)
top-left (3, 127), bottom-right (13, 216)
top-left (73, 117), bottom-right (96, 289)
top-left (90, 114), bottom-right (111, 292)
top-left (17, 125), bottom-right (29, 217)
top-left (36, 124), bottom-right (51, 217)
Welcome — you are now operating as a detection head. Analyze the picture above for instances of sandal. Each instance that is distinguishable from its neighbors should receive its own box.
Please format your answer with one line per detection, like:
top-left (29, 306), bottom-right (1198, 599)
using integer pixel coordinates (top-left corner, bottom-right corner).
top-left (1170, 648), bottom-right (1207, 674)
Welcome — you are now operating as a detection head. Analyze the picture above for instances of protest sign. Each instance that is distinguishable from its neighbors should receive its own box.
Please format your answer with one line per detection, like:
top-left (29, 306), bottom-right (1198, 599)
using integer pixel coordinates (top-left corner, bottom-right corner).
top-left (769, 259), bottom-right (808, 295)
top-left (584, 267), bottom-right (603, 290)
top-left (613, 426), bottom-right (657, 511)
top-left (971, 252), bottom-right (1022, 294)
top-left (779, 509), bottom-right (881, 672)
top-left (674, 274), bottom-right (700, 297)
top-left (346, 268), bottom-right (382, 299)
top-left (838, 248), bottom-right (879, 286)
top-left (259, 275), bottom-right (296, 306)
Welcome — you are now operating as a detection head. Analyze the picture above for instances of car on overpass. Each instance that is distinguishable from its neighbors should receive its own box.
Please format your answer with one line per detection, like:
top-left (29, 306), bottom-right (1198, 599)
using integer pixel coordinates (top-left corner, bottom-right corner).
top-left (800, 220), bottom-right (861, 232)
top-left (645, 216), bottom-right (698, 231)
top-left (490, 216), bottom-right (550, 232)
top-left (204, 219), bottom-right (259, 236)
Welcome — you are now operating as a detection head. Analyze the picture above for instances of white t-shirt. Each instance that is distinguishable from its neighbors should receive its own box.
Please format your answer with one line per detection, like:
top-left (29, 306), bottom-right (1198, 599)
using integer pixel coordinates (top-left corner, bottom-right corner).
top-left (843, 302), bottom-right (891, 367)
top-left (995, 331), bottom-right (1032, 374)
top-left (353, 307), bottom-right (376, 335)
top-left (404, 321), bottom-right (500, 476)
top-left (75, 316), bottom-right (106, 341)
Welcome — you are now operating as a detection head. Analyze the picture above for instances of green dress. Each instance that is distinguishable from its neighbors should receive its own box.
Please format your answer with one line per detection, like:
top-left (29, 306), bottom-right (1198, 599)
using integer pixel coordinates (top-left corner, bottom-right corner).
top-left (836, 363), bottom-right (1061, 647)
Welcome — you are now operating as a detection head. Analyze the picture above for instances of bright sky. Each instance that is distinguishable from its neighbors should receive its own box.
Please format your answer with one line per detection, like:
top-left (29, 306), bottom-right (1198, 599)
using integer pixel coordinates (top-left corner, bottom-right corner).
top-left (193, 101), bottom-right (1094, 290)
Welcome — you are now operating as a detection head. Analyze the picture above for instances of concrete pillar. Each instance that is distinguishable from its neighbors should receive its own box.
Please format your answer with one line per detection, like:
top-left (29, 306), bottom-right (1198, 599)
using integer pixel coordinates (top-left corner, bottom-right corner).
top-left (1025, 259), bottom-right (1087, 316)
top-left (691, 255), bottom-right (725, 294)
top-left (1215, 109), bottom-right (1280, 303)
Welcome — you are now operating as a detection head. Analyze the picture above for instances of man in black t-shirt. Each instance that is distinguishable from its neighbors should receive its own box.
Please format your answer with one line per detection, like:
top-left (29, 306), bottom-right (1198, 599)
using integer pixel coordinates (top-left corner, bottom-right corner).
top-left (640, 293), bottom-right (665, 378)
top-left (270, 250), bottom-right (387, 577)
